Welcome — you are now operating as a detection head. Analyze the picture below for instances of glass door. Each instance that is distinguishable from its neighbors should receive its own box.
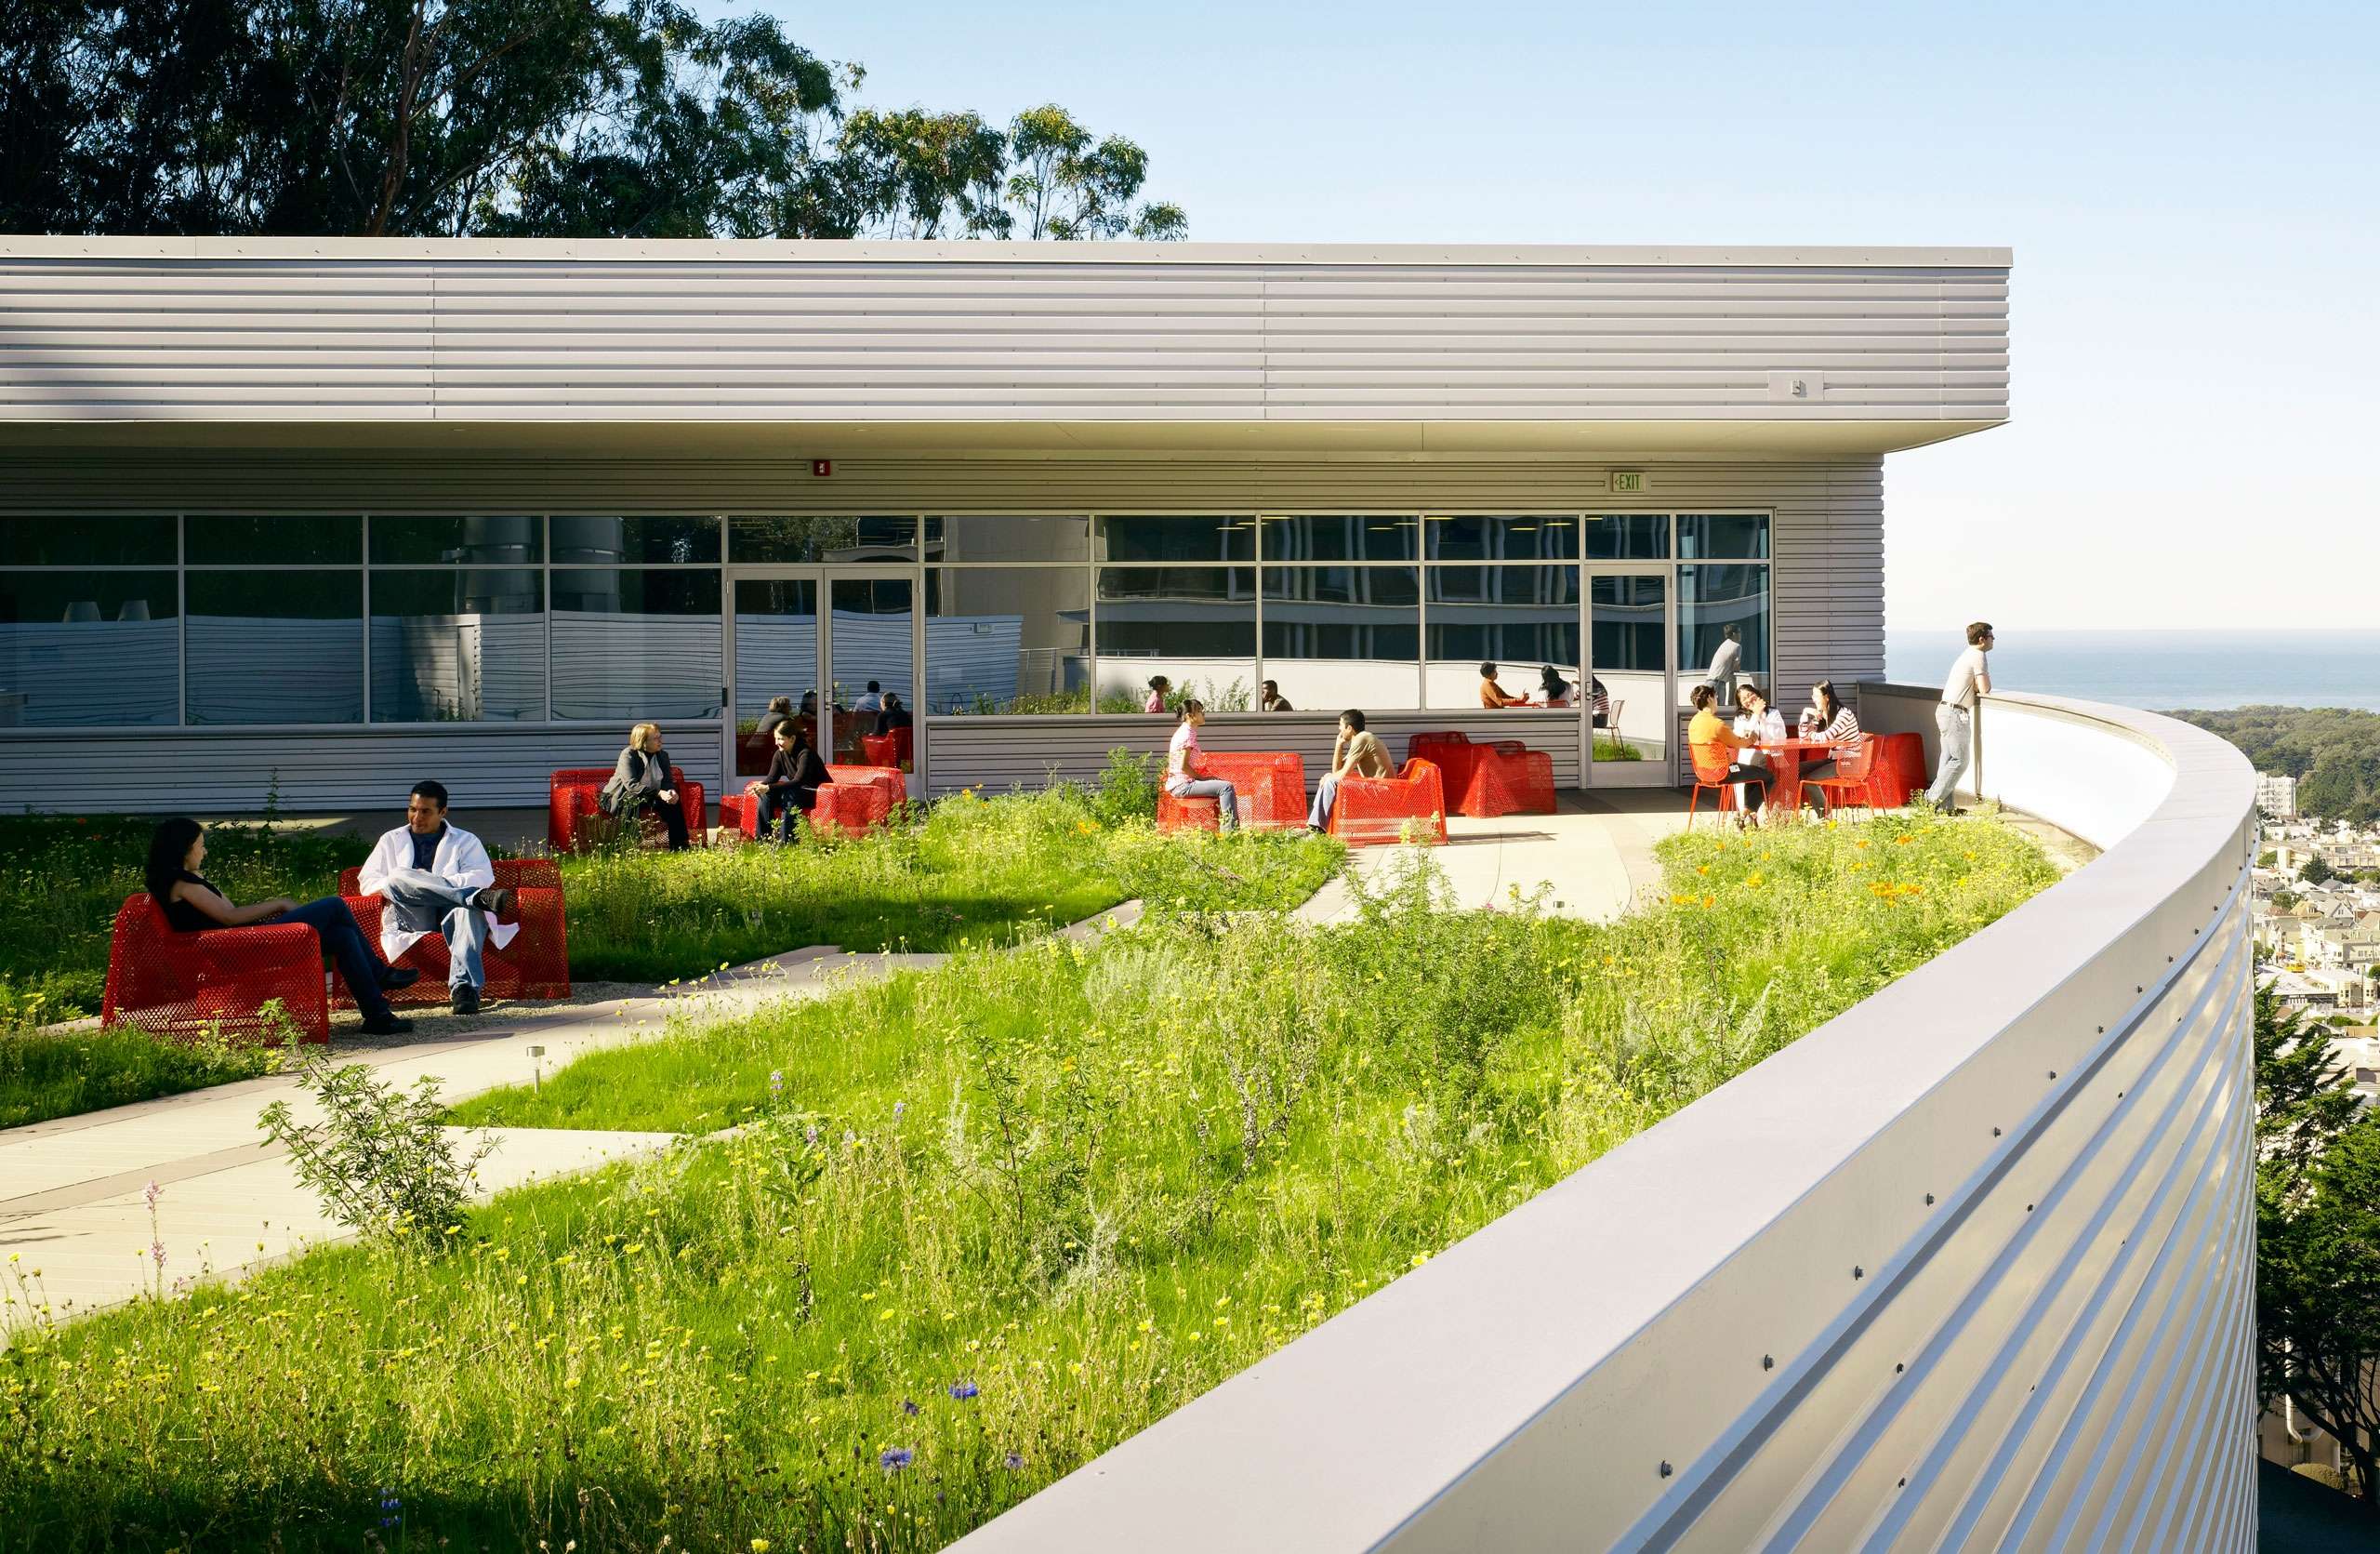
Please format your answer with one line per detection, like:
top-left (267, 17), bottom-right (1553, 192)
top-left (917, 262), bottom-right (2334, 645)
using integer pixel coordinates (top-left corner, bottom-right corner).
top-left (727, 571), bottom-right (823, 781)
top-left (825, 574), bottom-right (918, 775)
top-left (1583, 569), bottom-right (1673, 787)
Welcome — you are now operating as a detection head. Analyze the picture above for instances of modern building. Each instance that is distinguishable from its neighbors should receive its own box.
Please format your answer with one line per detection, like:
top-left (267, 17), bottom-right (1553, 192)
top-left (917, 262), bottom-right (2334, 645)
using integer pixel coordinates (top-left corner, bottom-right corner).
top-left (0, 239), bottom-right (2008, 812)
top-left (2256, 772), bottom-right (2299, 820)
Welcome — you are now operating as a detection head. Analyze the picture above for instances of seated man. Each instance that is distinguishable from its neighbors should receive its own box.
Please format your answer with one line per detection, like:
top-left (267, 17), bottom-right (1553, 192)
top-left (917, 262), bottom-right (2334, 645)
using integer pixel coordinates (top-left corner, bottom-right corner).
top-left (1479, 661), bottom-right (1525, 708)
top-left (1309, 709), bottom-right (1395, 831)
top-left (356, 779), bottom-right (519, 1016)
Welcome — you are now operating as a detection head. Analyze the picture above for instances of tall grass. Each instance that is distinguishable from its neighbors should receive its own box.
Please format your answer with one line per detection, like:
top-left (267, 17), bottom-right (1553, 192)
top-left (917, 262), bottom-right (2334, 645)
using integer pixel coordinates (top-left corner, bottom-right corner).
top-left (0, 811), bottom-right (2055, 1553)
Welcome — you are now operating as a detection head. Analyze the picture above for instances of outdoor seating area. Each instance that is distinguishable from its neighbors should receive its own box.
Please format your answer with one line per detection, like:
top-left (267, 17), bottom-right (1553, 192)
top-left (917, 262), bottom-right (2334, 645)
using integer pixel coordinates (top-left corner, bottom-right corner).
top-left (99, 894), bottom-right (333, 1043)
top-left (1406, 731), bottom-right (1557, 818)
top-left (334, 858), bottom-right (571, 1006)
top-left (1327, 757), bottom-right (1450, 847)
top-left (718, 764), bottom-right (909, 840)
top-left (1156, 750), bottom-right (1310, 832)
top-left (548, 766), bottom-right (707, 853)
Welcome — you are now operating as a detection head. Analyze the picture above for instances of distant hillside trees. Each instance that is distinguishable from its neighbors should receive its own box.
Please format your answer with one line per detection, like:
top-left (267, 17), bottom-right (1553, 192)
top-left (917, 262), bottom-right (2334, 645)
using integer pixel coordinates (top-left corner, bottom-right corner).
top-left (2174, 707), bottom-right (2380, 824)
top-left (0, 1), bottom-right (1185, 242)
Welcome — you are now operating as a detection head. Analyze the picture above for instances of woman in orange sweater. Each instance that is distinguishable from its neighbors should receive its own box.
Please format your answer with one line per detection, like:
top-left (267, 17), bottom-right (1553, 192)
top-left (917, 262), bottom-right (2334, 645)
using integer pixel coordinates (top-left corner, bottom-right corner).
top-left (1687, 683), bottom-right (1768, 820)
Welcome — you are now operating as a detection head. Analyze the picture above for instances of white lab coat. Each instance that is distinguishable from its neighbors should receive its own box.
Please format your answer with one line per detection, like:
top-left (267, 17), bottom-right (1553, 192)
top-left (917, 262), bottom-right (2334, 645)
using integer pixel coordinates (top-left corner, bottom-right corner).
top-left (355, 824), bottom-right (518, 963)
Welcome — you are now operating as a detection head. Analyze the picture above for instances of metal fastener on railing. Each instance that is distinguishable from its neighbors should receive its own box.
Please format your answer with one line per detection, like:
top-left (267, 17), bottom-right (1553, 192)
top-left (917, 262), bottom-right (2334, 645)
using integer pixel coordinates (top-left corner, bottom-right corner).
top-left (1659, 1461), bottom-right (1673, 1479)
top-left (1854, 1266), bottom-right (1864, 1280)
top-left (1763, 1355), bottom-right (1774, 1371)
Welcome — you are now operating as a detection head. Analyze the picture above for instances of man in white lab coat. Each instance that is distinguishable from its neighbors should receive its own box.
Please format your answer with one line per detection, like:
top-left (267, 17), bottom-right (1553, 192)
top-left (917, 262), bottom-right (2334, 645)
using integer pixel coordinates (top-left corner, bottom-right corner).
top-left (356, 780), bottom-right (518, 1016)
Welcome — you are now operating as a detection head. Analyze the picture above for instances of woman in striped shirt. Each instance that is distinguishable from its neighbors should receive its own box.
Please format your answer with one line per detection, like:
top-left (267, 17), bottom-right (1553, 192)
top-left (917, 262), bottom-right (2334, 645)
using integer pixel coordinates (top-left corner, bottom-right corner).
top-left (1793, 679), bottom-right (1863, 797)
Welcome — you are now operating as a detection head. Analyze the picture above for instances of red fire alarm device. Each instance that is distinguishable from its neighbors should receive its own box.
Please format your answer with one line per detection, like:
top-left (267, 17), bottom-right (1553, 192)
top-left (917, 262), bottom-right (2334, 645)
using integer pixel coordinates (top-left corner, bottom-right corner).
top-left (811, 458), bottom-right (833, 477)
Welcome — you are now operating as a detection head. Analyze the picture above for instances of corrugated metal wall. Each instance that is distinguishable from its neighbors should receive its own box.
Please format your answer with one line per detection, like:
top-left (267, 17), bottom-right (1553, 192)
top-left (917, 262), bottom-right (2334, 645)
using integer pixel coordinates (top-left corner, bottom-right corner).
top-left (0, 453), bottom-right (1881, 813)
top-left (0, 251), bottom-right (2006, 425)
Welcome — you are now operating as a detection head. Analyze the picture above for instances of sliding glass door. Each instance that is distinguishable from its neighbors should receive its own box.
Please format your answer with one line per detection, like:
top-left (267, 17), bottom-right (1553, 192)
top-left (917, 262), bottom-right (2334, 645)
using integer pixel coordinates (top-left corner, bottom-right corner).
top-left (1584, 569), bottom-right (1673, 787)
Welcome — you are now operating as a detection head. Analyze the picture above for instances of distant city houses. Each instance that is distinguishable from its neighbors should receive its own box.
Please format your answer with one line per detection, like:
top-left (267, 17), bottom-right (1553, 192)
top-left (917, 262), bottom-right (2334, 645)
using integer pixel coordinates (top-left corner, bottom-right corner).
top-left (2255, 771), bottom-right (2298, 819)
top-left (2252, 814), bottom-right (2380, 1093)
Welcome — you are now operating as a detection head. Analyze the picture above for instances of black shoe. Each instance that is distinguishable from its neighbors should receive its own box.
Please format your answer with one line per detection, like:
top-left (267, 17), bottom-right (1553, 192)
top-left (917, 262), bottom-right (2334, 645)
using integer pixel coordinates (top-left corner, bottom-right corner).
top-left (469, 886), bottom-right (517, 920)
top-left (450, 983), bottom-right (482, 1016)
top-left (377, 965), bottom-right (422, 992)
top-left (359, 1015), bottom-right (415, 1037)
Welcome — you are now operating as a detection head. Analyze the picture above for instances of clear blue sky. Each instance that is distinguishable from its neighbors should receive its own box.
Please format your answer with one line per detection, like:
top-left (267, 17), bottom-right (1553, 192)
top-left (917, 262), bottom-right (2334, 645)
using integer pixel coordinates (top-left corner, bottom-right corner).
top-left (704, 0), bottom-right (2378, 633)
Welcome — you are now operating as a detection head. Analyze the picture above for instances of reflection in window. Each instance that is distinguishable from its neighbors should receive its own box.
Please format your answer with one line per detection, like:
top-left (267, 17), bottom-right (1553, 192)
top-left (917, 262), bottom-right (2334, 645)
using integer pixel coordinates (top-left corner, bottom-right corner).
top-left (1100, 515), bottom-right (1256, 564)
top-left (1582, 513), bottom-right (1670, 561)
top-left (369, 517), bottom-right (542, 566)
top-left (1677, 513), bottom-right (1769, 560)
top-left (0, 570), bottom-right (179, 725)
top-left (1096, 566), bottom-right (1257, 711)
top-left (732, 516), bottom-right (920, 563)
top-left (186, 570), bottom-right (364, 724)
top-left (1678, 564), bottom-right (1772, 689)
top-left (925, 515), bottom-right (1091, 563)
top-left (549, 516), bottom-right (721, 564)
top-left (924, 568), bottom-right (1091, 714)
top-left (1589, 573), bottom-right (1669, 759)
top-left (1425, 564), bottom-right (1580, 708)
top-left (1262, 565), bottom-right (1420, 709)
top-left (1259, 515), bottom-right (1419, 563)
top-left (732, 578), bottom-right (818, 735)
top-left (186, 515), bottom-right (361, 566)
top-left (368, 569), bottom-right (545, 723)
top-left (1424, 515), bottom-right (1579, 562)
top-left (829, 577), bottom-right (914, 715)
top-left (550, 569), bottom-right (722, 721)
top-left (0, 516), bottom-right (176, 567)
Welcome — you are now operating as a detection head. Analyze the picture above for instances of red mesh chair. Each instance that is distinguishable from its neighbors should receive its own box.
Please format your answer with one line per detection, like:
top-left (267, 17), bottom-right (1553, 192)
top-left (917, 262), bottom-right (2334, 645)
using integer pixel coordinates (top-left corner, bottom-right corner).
top-left (861, 727), bottom-right (916, 772)
top-left (1461, 740), bottom-right (1557, 817)
top-left (549, 767), bottom-right (707, 851)
top-left (813, 764), bottom-right (906, 835)
top-left (1406, 734), bottom-right (1477, 810)
top-left (1686, 744), bottom-right (1743, 829)
top-left (1157, 785), bottom-right (1223, 833)
top-left (1860, 731), bottom-right (1928, 811)
top-left (334, 859), bottom-right (569, 1005)
top-left (1329, 759), bottom-right (1448, 847)
top-left (1154, 751), bottom-right (1304, 832)
top-left (100, 896), bottom-right (331, 1043)
top-left (1804, 737), bottom-right (1879, 819)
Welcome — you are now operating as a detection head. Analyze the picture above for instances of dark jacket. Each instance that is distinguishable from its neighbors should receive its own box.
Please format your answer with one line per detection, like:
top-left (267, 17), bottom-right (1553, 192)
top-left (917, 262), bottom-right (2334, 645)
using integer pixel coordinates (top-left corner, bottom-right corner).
top-left (764, 742), bottom-right (826, 802)
top-left (756, 710), bottom-right (792, 744)
top-left (602, 747), bottom-right (674, 813)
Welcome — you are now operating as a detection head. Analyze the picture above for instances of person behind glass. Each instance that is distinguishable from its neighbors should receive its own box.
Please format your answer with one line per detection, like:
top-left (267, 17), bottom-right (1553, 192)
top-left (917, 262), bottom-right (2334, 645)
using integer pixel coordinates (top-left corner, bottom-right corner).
top-left (1164, 699), bottom-right (1238, 830)
top-left (1793, 679), bottom-right (1865, 799)
top-left (357, 779), bottom-right (520, 1016)
top-left (756, 696), bottom-right (795, 744)
top-left (1733, 682), bottom-right (1787, 810)
top-left (1480, 662), bottom-right (1526, 709)
top-left (878, 692), bottom-right (913, 732)
top-left (1924, 621), bottom-right (1994, 814)
top-left (1144, 675), bottom-right (1171, 714)
top-left (1308, 708), bottom-right (1393, 831)
top-left (1535, 665), bottom-right (1571, 707)
top-left (1588, 674), bottom-right (1613, 729)
top-left (1704, 624), bottom-right (1744, 704)
top-left (1688, 683), bottom-right (1766, 823)
top-left (1260, 679), bottom-right (1294, 712)
top-left (602, 721), bottom-right (690, 849)
top-left (854, 681), bottom-right (884, 714)
top-left (145, 817), bottom-right (416, 1036)
top-left (752, 722), bottom-right (826, 843)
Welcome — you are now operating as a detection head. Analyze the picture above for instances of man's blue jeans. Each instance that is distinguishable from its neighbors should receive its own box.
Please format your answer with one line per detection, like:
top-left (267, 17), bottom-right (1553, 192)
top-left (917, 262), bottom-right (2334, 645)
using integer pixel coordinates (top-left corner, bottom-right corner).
top-left (1924, 704), bottom-right (1973, 809)
top-left (276, 897), bottom-right (398, 1023)
top-left (1308, 771), bottom-right (1343, 830)
top-left (377, 869), bottom-right (488, 990)
top-left (1169, 777), bottom-right (1239, 830)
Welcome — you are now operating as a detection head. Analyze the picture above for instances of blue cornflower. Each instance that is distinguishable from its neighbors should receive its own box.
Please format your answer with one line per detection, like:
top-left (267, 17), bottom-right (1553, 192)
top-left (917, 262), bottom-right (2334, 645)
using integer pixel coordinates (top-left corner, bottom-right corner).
top-left (1003, 1451), bottom-right (1025, 1471)
top-left (892, 1099), bottom-right (907, 1121)
top-left (880, 1446), bottom-right (915, 1471)
top-left (768, 1069), bottom-right (785, 1096)
top-left (901, 1398), bottom-right (919, 1416)
top-left (948, 1381), bottom-right (979, 1401)
top-left (803, 1122), bottom-right (819, 1146)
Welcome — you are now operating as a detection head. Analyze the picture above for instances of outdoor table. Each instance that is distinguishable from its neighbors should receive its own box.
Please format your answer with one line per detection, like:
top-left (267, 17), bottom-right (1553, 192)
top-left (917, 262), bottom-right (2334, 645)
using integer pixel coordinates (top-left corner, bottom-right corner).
top-left (1750, 737), bottom-right (1839, 813)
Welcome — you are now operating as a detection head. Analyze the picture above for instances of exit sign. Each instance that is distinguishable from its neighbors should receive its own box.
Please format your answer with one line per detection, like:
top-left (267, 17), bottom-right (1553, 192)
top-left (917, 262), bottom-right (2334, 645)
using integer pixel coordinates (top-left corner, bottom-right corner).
top-left (1607, 471), bottom-right (1646, 494)
top-left (811, 458), bottom-right (833, 477)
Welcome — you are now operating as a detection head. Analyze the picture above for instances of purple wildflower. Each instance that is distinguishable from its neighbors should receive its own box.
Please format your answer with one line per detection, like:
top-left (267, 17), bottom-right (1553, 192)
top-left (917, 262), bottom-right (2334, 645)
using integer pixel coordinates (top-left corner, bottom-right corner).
top-left (948, 1381), bottom-right (979, 1401)
top-left (892, 1099), bottom-right (907, 1121)
top-left (142, 1180), bottom-right (162, 1211)
top-left (1003, 1451), bottom-right (1025, 1471)
top-left (150, 1241), bottom-right (165, 1268)
top-left (377, 1489), bottom-right (402, 1530)
top-left (901, 1398), bottom-right (919, 1416)
top-left (767, 1069), bottom-right (785, 1097)
top-left (879, 1446), bottom-right (915, 1471)
top-left (803, 1122), bottom-right (819, 1146)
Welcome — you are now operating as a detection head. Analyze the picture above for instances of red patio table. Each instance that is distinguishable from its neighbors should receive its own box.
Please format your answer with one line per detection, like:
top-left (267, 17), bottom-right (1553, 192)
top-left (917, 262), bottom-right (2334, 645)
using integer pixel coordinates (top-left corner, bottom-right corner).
top-left (1749, 737), bottom-right (1840, 814)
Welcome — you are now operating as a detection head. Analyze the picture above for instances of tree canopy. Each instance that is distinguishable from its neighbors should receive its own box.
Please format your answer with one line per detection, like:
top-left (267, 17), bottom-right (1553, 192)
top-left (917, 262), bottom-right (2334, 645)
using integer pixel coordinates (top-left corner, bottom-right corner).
top-left (0, 2), bottom-right (1186, 241)
top-left (2174, 707), bottom-right (2380, 823)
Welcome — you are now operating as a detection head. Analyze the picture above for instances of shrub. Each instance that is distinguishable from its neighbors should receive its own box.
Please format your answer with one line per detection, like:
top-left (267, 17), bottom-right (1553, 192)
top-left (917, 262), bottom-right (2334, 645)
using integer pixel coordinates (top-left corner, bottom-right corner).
top-left (258, 1047), bottom-right (492, 1249)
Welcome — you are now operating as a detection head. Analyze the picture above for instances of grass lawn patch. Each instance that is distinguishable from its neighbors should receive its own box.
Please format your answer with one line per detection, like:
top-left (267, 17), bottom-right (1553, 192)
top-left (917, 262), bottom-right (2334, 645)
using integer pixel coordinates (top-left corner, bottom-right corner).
top-left (0, 812), bottom-right (2055, 1552)
top-left (0, 1026), bottom-right (293, 1131)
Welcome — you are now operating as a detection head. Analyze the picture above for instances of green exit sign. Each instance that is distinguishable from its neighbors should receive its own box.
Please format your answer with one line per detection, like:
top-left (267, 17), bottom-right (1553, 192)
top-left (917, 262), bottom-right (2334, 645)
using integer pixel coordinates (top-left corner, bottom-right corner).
top-left (1608, 471), bottom-right (1646, 494)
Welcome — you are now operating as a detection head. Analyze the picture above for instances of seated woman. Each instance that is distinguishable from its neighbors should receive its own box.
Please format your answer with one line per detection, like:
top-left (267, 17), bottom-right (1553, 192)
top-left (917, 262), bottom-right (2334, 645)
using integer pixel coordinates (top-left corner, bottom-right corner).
top-left (1144, 675), bottom-right (1172, 715)
top-left (1535, 665), bottom-right (1572, 707)
top-left (753, 722), bottom-right (828, 843)
top-left (1588, 674), bottom-right (1613, 728)
top-left (1688, 684), bottom-right (1767, 822)
top-left (602, 722), bottom-right (690, 849)
top-left (145, 817), bottom-right (415, 1036)
top-left (1733, 682), bottom-right (1788, 810)
top-left (1793, 679), bottom-right (1865, 799)
top-left (1165, 699), bottom-right (1238, 830)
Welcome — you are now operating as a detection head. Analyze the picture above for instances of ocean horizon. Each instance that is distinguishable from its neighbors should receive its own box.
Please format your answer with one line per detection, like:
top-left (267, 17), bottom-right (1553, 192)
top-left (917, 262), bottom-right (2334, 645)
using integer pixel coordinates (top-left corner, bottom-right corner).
top-left (1883, 629), bottom-right (2380, 713)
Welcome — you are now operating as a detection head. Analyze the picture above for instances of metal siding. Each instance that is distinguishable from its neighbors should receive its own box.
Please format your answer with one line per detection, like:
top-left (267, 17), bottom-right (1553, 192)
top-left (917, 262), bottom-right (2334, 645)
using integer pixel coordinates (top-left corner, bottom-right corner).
top-left (0, 256), bottom-right (2006, 426)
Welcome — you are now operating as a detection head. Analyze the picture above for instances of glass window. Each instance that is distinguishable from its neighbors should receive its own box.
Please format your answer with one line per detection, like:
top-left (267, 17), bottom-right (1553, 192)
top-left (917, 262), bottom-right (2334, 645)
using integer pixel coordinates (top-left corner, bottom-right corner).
top-left (1100, 515), bottom-right (1256, 564)
top-left (1678, 563), bottom-right (1773, 694)
top-left (186, 516), bottom-right (361, 566)
top-left (0, 570), bottom-right (179, 726)
top-left (1582, 513), bottom-right (1670, 561)
top-left (1258, 514), bottom-right (1419, 563)
top-left (1262, 565), bottom-right (1420, 710)
top-left (1677, 513), bottom-right (1769, 560)
top-left (369, 517), bottom-right (542, 565)
top-left (925, 515), bottom-right (1091, 563)
top-left (368, 569), bottom-right (546, 723)
top-left (732, 516), bottom-right (919, 563)
top-left (828, 578), bottom-right (915, 716)
top-left (186, 570), bottom-right (364, 724)
top-left (0, 516), bottom-right (176, 567)
top-left (550, 516), bottom-right (721, 564)
top-left (550, 569), bottom-right (723, 721)
top-left (924, 567), bottom-right (1091, 714)
top-left (1425, 564), bottom-right (1580, 708)
top-left (1424, 515), bottom-right (1579, 562)
top-left (1096, 565), bottom-right (1257, 711)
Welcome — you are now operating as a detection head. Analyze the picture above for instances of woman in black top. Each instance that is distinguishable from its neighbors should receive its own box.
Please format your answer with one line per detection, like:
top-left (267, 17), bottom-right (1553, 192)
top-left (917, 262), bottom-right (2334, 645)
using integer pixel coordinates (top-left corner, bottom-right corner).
top-left (602, 721), bottom-right (690, 849)
top-left (144, 817), bottom-right (415, 1035)
top-left (756, 723), bottom-right (829, 842)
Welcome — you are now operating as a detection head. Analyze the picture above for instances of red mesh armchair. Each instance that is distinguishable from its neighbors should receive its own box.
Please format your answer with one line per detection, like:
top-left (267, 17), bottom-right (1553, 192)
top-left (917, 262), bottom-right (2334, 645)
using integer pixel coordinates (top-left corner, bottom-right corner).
top-left (861, 727), bottom-right (915, 772)
top-left (723, 765), bottom-right (906, 839)
top-left (1406, 734), bottom-right (1477, 809)
top-left (1328, 758), bottom-right (1448, 847)
top-left (1462, 739), bottom-right (1557, 817)
top-left (1155, 751), bottom-right (1307, 832)
top-left (548, 767), bottom-right (707, 852)
top-left (1803, 737), bottom-right (1880, 820)
top-left (334, 859), bottom-right (570, 1006)
top-left (101, 896), bottom-right (331, 1043)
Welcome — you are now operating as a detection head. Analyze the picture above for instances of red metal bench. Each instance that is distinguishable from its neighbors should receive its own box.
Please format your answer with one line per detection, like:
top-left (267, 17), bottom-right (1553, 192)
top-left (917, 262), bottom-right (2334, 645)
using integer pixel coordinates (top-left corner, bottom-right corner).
top-left (334, 858), bottom-right (570, 1006)
top-left (100, 896), bottom-right (331, 1043)
top-left (1328, 758), bottom-right (1448, 847)
top-left (1156, 750), bottom-right (1308, 832)
top-left (861, 727), bottom-right (915, 773)
top-left (1406, 733), bottom-right (1554, 817)
top-left (548, 766), bottom-right (707, 852)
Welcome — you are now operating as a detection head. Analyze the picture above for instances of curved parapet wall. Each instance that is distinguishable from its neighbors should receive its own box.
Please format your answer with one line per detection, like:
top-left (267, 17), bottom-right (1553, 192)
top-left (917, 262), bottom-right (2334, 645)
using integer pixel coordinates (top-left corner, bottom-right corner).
top-left (955, 692), bottom-right (2259, 1553)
